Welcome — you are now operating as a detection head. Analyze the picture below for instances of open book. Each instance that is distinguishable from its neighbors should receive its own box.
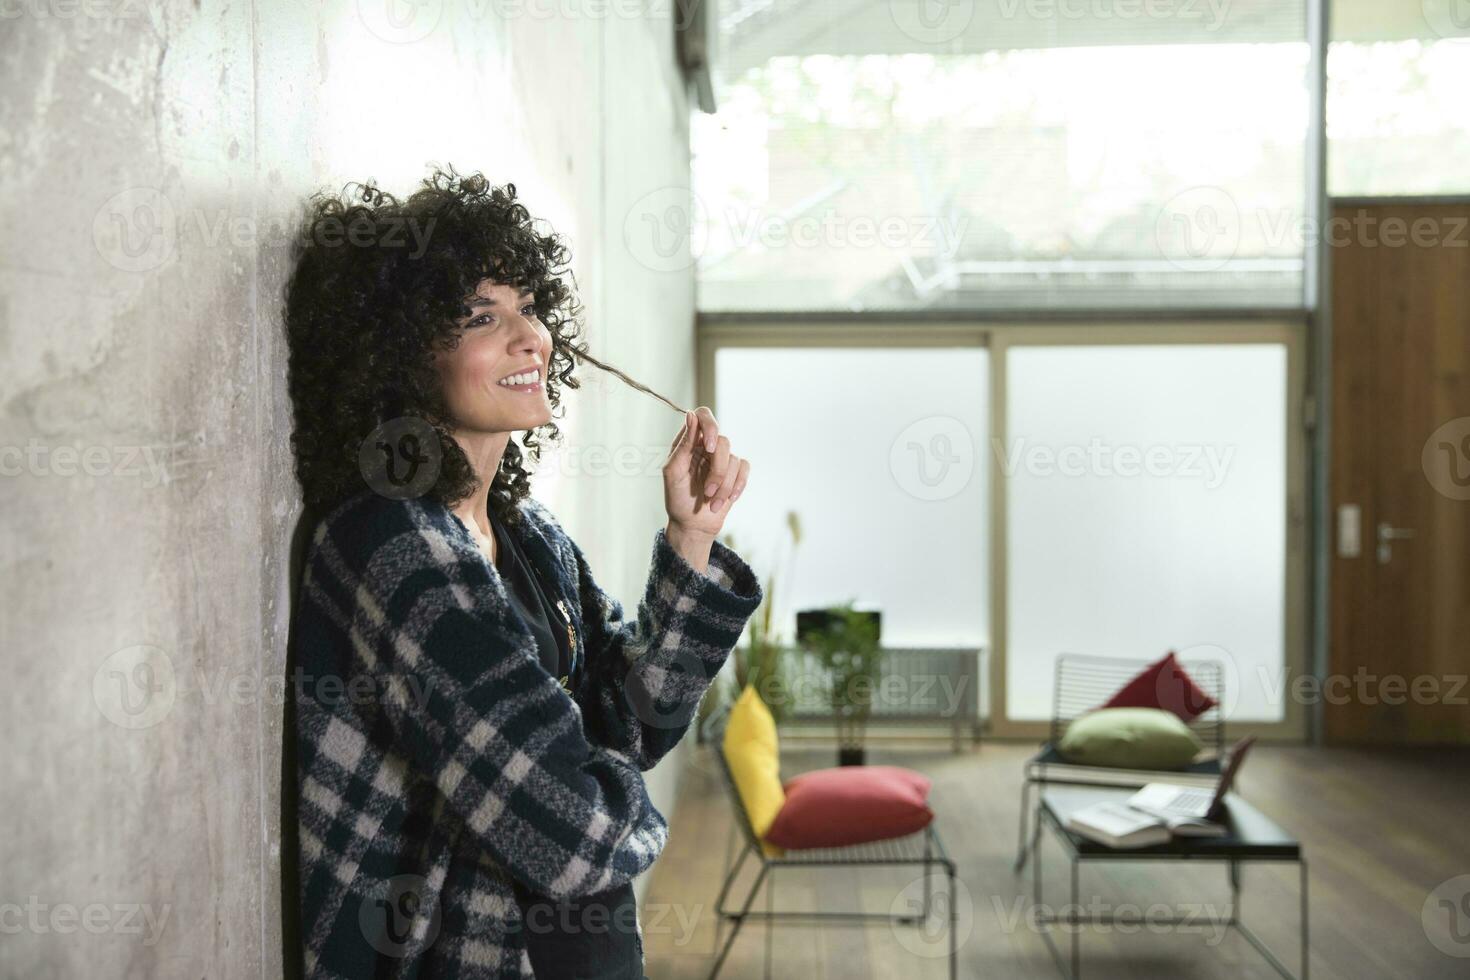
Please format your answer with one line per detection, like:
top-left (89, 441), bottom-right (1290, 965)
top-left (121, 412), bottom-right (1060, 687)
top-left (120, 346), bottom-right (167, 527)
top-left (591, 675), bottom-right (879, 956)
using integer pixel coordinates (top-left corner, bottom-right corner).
top-left (1065, 800), bottom-right (1227, 848)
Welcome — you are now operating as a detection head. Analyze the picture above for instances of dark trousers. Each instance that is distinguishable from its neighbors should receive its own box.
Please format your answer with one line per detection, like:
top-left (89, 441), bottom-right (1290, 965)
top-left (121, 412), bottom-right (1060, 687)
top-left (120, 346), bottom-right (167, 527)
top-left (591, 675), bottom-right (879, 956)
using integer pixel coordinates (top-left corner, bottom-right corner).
top-left (512, 880), bottom-right (648, 979)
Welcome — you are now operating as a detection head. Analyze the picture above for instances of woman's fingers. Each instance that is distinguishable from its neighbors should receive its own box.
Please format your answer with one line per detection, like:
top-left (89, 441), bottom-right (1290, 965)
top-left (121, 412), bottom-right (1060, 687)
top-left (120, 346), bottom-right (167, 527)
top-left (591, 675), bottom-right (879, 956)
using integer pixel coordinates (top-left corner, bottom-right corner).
top-left (731, 457), bottom-right (750, 501)
top-left (665, 407), bottom-right (747, 516)
top-left (667, 411), bottom-right (695, 465)
top-left (694, 406), bottom-right (718, 453)
top-left (710, 454), bottom-right (744, 513)
top-left (703, 434), bottom-right (731, 499)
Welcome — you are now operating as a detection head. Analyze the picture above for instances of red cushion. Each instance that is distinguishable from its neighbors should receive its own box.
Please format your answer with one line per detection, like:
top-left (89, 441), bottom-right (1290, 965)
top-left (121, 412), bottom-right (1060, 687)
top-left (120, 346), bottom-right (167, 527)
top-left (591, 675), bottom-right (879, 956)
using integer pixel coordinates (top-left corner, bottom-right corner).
top-left (763, 765), bottom-right (934, 850)
top-left (1103, 651), bottom-right (1217, 723)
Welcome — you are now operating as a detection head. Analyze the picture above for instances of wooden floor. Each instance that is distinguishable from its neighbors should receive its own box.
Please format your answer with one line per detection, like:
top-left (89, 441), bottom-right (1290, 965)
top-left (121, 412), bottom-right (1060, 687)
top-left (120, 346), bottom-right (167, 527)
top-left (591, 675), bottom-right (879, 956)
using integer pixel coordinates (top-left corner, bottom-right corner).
top-left (640, 740), bottom-right (1470, 980)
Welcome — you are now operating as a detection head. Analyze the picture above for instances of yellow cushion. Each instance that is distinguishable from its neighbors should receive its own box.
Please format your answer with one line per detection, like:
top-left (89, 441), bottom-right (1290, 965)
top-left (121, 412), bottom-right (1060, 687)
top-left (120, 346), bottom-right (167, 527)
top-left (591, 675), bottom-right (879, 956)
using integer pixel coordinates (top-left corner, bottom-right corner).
top-left (721, 685), bottom-right (786, 857)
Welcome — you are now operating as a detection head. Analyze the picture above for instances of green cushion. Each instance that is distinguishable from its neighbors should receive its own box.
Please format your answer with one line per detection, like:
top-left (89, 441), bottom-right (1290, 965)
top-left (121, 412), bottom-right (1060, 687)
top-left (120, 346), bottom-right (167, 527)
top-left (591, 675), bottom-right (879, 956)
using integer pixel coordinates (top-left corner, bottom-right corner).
top-left (1056, 707), bottom-right (1203, 770)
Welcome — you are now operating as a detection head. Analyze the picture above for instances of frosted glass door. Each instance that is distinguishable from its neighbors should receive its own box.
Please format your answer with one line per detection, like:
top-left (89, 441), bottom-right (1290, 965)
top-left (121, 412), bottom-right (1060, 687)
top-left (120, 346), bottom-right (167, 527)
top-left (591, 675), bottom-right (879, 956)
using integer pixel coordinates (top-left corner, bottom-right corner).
top-left (1005, 344), bottom-right (1288, 722)
top-left (714, 347), bottom-right (988, 647)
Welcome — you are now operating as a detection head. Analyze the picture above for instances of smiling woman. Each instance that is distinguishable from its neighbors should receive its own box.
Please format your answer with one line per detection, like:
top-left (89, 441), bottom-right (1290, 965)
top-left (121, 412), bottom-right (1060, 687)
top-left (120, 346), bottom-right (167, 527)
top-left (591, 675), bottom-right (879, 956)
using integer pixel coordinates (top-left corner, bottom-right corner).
top-left (281, 165), bottom-right (760, 979)
top-left (283, 167), bottom-right (584, 523)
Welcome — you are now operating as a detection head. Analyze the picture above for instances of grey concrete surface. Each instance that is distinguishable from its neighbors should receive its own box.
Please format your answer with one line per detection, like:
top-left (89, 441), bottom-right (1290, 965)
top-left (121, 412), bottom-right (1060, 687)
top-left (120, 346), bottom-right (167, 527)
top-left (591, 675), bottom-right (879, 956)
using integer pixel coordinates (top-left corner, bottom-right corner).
top-left (1, 3), bottom-right (699, 976)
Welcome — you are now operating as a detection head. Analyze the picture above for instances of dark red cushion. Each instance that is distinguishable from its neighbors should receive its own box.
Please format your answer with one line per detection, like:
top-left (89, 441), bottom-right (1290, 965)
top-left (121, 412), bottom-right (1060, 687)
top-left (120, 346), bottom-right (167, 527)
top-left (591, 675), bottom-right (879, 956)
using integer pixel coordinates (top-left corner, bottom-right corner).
top-left (1103, 651), bottom-right (1217, 723)
top-left (763, 765), bottom-right (934, 850)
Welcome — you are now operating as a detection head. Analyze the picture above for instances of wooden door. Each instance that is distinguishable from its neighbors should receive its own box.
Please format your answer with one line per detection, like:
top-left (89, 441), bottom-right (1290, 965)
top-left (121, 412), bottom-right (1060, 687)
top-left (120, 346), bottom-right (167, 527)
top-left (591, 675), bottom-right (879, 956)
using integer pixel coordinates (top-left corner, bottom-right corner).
top-left (1328, 200), bottom-right (1470, 745)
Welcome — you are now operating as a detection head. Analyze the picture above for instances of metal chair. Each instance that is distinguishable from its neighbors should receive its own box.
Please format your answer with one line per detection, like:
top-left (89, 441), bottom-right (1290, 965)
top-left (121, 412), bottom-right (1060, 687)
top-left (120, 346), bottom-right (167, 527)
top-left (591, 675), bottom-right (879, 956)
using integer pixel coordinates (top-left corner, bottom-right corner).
top-left (701, 703), bottom-right (959, 980)
top-left (1013, 653), bottom-right (1226, 874)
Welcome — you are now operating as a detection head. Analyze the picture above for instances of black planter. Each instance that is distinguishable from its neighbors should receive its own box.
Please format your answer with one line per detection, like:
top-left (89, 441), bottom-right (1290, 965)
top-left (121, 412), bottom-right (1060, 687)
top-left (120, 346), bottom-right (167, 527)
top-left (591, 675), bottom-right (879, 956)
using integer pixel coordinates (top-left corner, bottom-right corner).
top-left (837, 745), bottom-right (865, 767)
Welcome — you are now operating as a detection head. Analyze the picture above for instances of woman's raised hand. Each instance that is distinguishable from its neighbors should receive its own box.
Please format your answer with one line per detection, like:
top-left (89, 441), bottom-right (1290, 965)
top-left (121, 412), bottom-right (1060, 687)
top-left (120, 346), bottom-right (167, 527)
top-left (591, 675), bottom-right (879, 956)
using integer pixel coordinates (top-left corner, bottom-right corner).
top-left (662, 406), bottom-right (750, 540)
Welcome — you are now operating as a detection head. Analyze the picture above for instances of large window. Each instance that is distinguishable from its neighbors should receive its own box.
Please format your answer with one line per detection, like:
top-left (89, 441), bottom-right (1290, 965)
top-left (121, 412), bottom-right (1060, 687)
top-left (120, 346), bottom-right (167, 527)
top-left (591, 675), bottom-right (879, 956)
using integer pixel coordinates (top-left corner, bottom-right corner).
top-left (694, 2), bottom-right (1311, 312)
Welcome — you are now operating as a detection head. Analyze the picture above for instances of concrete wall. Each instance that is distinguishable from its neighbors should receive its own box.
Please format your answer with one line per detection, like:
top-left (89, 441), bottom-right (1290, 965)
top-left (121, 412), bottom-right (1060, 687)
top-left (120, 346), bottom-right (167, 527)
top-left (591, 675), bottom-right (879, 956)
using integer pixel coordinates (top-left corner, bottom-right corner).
top-left (0, 2), bottom-right (698, 976)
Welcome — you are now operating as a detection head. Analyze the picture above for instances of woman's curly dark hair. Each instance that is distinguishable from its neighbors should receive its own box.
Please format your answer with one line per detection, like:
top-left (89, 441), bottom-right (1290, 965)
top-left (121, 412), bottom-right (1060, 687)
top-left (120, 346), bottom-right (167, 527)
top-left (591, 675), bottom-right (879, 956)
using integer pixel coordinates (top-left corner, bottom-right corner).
top-left (284, 165), bottom-right (594, 527)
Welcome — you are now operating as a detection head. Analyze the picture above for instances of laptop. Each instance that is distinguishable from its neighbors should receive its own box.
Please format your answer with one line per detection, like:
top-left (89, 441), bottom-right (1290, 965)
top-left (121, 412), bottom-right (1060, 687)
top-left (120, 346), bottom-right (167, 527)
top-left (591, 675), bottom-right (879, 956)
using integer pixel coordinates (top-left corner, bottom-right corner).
top-left (1127, 735), bottom-right (1256, 822)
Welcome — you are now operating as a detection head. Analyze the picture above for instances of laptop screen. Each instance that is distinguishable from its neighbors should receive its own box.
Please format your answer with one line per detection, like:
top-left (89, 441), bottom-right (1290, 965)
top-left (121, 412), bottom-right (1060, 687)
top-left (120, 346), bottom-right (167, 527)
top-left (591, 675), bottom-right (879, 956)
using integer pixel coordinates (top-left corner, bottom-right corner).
top-left (1210, 735), bottom-right (1257, 812)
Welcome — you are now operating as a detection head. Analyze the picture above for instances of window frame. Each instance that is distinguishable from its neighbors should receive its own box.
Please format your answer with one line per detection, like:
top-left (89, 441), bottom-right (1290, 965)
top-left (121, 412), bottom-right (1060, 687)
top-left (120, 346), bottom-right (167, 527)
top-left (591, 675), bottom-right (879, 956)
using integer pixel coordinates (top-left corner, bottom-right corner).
top-left (698, 315), bottom-right (1310, 742)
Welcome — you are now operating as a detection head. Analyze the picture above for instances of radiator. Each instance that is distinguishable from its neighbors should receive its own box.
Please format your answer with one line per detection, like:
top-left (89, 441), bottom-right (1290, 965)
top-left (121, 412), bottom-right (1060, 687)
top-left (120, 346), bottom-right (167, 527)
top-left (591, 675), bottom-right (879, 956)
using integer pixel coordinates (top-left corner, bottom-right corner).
top-left (780, 647), bottom-right (987, 750)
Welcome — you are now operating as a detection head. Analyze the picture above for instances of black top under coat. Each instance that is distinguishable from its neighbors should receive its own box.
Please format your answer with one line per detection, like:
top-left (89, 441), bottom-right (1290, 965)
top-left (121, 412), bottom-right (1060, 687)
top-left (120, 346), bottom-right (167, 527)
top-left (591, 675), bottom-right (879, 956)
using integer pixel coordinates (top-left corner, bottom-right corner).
top-left (487, 506), bottom-right (645, 977)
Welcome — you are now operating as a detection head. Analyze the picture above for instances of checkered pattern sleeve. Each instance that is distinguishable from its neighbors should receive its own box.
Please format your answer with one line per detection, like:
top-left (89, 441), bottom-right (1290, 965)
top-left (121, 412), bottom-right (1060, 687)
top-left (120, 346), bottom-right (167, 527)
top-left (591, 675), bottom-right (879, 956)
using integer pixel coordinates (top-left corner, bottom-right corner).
top-left (305, 498), bottom-right (673, 902)
top-left (567, 527), bottom-right (764, 771)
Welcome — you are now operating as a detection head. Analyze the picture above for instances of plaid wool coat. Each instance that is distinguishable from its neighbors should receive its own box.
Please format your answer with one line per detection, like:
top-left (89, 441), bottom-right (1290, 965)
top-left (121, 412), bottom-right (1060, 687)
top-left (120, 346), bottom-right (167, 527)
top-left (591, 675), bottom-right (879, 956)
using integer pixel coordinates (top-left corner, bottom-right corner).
top-left (292, 490), bottom-right (763, 978)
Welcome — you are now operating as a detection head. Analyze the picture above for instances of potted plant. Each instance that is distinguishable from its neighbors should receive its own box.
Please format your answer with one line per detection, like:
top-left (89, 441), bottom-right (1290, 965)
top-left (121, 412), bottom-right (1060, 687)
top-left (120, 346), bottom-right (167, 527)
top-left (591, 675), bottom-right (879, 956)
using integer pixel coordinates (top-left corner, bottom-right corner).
top-left (798, 602), bottom-right (883, 766)
top-left (698, 511), bottom-right (802, 734)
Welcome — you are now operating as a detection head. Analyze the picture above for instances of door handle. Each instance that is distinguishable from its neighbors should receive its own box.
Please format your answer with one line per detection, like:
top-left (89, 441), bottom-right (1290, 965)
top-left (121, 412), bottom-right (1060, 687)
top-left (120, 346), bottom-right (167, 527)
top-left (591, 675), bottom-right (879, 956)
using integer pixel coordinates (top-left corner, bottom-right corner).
top-left (1376, 522), bottom-right (1416, 564)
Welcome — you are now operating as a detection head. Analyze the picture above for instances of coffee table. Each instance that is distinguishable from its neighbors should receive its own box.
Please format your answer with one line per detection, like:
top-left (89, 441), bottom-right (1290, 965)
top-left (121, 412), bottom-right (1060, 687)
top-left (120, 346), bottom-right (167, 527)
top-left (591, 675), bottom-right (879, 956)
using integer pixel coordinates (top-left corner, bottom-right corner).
top-left (1033, 785), bottom-right (1308, 979)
